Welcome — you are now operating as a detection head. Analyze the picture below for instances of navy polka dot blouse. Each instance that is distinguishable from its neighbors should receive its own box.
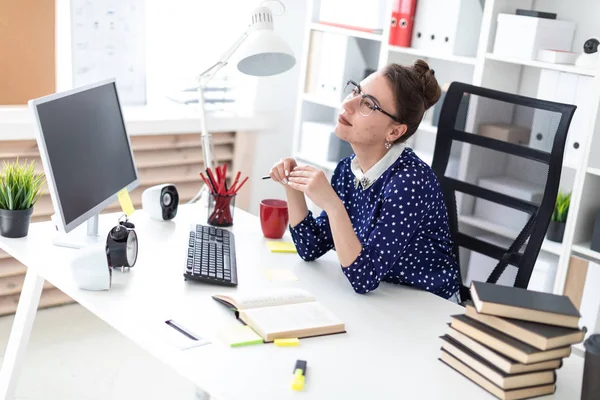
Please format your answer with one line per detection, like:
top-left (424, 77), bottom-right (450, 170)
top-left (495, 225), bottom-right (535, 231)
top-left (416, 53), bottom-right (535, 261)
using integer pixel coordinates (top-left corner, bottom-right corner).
top-left (289, 147), bottom-right (460, 299)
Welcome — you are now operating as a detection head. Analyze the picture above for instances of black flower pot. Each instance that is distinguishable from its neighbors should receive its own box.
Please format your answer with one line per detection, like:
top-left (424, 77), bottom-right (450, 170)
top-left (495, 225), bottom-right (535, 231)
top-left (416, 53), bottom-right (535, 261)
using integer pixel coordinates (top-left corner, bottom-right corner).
top-left (0, 207), bottom-right (34, 238)
top-left (546, 221), bottom-right (566, 242)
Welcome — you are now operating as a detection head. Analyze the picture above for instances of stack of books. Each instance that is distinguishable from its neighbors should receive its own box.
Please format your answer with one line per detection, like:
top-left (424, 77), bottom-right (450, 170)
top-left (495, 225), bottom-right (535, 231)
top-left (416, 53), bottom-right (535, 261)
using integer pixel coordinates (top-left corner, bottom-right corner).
top-left (440, 281), bottom-right (585, 400)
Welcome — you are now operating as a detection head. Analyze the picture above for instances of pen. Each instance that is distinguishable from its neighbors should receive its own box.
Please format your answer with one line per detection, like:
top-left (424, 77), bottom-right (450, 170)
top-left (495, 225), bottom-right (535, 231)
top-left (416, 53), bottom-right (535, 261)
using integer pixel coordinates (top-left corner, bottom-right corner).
top-left (291, 359), bottom-right (307, 391)
top-left (262, 175), bottom-right (271, 180)
top-left (165, 319), bottom-right (199, 341)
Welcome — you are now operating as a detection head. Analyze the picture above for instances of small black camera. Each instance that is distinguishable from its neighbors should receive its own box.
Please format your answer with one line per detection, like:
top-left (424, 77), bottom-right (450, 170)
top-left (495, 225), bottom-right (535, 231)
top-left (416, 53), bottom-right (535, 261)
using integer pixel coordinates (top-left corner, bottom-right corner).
top-left (583, 38), bottom-right (600, 54)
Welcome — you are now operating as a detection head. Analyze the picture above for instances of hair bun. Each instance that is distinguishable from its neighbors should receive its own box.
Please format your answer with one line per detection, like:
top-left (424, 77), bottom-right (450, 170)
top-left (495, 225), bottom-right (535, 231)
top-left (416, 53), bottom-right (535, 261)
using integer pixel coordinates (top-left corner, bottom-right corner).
top-left (412, 59), bottom-right (441, 110)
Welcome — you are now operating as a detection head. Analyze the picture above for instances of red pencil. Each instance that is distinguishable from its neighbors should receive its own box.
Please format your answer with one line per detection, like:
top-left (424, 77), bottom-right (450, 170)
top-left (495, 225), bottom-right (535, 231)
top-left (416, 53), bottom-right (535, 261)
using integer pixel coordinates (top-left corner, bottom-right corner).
top-left (233, 177), bottom-right (249, 194)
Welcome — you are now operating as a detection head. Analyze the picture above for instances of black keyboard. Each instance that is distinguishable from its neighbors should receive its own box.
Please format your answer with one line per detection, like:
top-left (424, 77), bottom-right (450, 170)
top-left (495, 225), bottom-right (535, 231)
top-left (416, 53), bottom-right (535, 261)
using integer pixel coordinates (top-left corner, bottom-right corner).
top-left (183, 224), bottom-right (238, 286)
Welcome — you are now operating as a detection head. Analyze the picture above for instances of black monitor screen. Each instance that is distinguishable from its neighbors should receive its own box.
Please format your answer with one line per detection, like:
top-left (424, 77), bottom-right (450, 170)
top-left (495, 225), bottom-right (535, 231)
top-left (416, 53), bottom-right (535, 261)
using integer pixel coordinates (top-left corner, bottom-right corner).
top-left (35, 82), bottom-right (137, 227)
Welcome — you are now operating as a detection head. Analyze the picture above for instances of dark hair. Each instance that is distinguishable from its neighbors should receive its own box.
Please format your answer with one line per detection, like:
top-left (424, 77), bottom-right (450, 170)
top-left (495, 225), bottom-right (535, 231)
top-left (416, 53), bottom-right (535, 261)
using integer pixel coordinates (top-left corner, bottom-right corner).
top-left (383, 59), bottom-right (441, 142)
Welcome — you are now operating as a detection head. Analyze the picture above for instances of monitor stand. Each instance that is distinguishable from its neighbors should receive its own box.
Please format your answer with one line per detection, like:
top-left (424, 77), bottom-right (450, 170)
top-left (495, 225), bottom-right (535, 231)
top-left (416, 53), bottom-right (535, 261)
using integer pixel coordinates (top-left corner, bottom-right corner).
top-left (52, 214), bottom-right (104, 250)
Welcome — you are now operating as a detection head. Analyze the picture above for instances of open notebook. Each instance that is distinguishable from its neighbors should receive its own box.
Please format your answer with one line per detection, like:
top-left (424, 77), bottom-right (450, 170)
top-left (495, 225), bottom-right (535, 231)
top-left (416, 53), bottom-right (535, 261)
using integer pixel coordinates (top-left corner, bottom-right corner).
top-left (213, 288), bottom-right (346, 342)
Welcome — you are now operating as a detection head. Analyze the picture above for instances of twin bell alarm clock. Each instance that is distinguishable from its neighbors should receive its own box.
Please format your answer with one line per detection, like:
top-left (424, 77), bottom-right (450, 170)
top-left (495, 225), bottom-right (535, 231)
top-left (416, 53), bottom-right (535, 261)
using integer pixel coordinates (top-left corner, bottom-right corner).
top-left (106, 217), bottom-right (138, 272)
top-left (70, 217), bottom-right (138, 291)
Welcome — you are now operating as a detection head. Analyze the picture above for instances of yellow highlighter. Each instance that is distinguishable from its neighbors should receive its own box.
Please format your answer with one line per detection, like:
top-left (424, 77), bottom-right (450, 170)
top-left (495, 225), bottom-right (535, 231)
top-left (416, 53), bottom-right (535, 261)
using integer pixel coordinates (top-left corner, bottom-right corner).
top-left (291, 359), bottom-right (307, 391)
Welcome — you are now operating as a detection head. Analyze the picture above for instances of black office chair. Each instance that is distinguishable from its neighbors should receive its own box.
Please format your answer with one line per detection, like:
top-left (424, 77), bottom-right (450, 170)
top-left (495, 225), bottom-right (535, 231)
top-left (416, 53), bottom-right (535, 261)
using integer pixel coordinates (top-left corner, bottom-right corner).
top-left (430, 82), bottom-right (577, 302)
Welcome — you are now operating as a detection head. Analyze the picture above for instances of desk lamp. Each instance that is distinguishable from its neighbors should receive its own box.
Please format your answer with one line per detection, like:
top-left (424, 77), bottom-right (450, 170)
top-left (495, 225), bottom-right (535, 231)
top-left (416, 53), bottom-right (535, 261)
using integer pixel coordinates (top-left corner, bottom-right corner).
top-left (191, 1), bottom-right (295, 203)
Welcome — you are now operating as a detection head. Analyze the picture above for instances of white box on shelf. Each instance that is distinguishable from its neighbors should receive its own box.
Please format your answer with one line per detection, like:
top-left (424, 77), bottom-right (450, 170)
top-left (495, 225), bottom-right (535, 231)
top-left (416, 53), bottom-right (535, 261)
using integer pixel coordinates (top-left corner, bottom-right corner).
top-left (318, 0), bottom-right (386, 33)
top-left (464, 234), bottom-right (557, 293)
top-left (410, 0), bottom-right (483, 57)
top-left (300, 122), bottom-right (336, 163)
top-left (493, 14), bottom-right (575, 60)
top-left (473, 176), bottom-right (543, 232)
top-left (536, 49), bottom-right (578, 65)
top-left (312, 32), bottom-right (367, 106)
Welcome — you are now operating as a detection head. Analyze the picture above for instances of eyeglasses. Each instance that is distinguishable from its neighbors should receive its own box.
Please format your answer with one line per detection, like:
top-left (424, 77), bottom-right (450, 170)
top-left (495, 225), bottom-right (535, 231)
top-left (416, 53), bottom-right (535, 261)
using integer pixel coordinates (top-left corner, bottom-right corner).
top-left (343, 80), bottom-right (401, 123)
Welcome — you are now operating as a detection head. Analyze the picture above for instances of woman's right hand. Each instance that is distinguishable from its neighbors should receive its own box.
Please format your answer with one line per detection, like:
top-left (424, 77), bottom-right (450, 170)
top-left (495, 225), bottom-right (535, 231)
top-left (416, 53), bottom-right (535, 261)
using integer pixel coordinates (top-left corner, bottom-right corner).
top-left (269, 157), bottom-right (298, 186)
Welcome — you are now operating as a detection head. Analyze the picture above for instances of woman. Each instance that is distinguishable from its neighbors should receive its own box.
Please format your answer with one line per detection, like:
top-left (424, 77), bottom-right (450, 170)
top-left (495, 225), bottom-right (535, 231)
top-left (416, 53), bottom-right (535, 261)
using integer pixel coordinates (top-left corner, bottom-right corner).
top-left (269, 60), bottom-right (460, 300)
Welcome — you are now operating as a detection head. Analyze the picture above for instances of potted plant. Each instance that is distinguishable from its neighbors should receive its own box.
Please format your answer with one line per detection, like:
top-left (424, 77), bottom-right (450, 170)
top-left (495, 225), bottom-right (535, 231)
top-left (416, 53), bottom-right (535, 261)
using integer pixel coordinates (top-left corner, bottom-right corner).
top-left (0, 159), bottom-right (45, 238)
top-left (547, 191), bottom-right (571, 242)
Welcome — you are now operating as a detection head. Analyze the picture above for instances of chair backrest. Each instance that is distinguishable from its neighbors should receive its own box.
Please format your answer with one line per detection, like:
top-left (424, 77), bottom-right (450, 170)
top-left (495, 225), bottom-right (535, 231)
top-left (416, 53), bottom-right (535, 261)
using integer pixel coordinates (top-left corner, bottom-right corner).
top-left (430, 82), bottom-right (576, 302)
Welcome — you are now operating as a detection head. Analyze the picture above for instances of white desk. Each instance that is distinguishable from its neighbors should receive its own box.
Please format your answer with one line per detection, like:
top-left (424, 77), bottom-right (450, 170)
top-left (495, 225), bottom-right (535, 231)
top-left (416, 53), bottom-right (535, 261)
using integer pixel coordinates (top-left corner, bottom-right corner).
top-left (0, 204), bottom-right (585, 399)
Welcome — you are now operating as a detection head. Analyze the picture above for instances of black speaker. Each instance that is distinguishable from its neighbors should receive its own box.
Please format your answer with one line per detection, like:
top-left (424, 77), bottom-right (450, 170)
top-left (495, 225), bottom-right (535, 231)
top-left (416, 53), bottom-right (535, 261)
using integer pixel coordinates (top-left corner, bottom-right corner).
top-left (142, 184), bottom-right (179, 221)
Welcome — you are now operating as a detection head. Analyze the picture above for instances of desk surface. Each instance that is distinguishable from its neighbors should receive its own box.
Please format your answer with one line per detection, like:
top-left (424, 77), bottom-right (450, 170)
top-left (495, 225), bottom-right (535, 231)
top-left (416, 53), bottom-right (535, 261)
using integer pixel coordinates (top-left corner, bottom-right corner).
top-left (0, 205), bottom-right (584, 399)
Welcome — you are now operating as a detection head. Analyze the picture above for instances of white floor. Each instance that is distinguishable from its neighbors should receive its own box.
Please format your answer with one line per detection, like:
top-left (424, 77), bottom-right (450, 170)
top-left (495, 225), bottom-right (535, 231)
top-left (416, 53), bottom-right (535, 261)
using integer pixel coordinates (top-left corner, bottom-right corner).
top-left (0, 304), bottom-right (198, 400)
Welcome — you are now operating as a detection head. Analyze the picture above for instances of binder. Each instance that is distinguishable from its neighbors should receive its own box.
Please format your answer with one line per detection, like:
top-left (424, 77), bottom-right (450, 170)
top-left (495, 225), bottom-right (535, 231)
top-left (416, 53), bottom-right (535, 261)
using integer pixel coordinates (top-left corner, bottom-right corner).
top-left (396, 0), bottom-right (417, 47)
top-left (389, 0), bottom-right (400, 45)
top-left (565, 75), bottom-right (594, 168)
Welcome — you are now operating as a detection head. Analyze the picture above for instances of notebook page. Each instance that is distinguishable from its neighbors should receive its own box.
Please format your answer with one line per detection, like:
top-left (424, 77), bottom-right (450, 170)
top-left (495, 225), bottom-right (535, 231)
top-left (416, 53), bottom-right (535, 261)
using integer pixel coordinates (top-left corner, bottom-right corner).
top-left (242, 302), bottom-right (344, 335)
top-left (230, 288), bottom-right (315, 310)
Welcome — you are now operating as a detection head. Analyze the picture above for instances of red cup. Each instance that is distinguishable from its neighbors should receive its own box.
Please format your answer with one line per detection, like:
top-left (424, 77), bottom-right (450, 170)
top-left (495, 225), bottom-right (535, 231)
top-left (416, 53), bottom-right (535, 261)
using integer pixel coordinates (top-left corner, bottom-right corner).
top-left (260, 199), bottom-right (289, 239)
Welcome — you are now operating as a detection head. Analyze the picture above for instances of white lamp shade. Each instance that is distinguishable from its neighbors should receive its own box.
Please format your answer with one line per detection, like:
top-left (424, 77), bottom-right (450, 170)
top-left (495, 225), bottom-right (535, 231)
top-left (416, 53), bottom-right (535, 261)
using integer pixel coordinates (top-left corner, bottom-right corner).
top-left (236, 29), bottom-right (296, 76)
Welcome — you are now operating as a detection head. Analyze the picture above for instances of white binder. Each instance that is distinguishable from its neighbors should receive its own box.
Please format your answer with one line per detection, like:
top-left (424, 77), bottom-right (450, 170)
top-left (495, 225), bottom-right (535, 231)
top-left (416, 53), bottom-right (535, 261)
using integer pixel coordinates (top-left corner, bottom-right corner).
top-left (565, 75), bottom-right (595, 168)
top-left (410, 0), bottom-right (483, 56)
top-left (530, 70), bottom-right (560, 153)
top-left (313, 33), bottom-right (367, 106)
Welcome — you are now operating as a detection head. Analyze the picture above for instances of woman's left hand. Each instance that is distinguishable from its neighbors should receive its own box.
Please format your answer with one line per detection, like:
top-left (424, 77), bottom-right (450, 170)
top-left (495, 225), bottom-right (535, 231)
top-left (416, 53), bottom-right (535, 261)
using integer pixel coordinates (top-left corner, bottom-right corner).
top-left (287, 165), bottom-right (340, 212)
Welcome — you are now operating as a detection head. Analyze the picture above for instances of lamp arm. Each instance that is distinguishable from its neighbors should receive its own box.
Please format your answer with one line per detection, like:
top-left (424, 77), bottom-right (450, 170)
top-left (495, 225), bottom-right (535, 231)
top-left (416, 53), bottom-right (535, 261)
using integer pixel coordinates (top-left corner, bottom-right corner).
top-left (197, 29), bottom-right (250, 85)
top-left (189, 29), bottom-right (250, 204)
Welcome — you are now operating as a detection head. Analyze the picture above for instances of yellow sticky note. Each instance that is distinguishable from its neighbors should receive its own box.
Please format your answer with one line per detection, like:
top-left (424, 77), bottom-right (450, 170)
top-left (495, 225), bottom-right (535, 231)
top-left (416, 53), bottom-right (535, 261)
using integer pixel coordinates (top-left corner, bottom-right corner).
top-left (265, 269), bottom-right (298, 282)
top-left (219, 325), bottom-right (264, 348)
top-left (274, 338), bottom-right (299, 347)
top-left (117, 188), bottom-right (135, 216)
top-left (266, 241), bottom-right (297, 253)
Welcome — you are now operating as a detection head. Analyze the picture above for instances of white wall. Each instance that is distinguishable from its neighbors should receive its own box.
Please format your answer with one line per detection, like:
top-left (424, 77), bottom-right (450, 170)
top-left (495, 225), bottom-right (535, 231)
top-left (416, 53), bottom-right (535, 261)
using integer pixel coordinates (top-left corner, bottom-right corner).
top-left (532, 0), bottom-right (600, 53)
top-left (246, 0), bottom-right (309, 215)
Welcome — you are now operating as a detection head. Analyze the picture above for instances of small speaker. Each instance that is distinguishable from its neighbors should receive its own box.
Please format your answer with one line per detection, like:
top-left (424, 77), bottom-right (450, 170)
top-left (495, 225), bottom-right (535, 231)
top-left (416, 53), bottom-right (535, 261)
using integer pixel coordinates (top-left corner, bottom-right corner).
top-left (142, 184), bottom-right (179, 221)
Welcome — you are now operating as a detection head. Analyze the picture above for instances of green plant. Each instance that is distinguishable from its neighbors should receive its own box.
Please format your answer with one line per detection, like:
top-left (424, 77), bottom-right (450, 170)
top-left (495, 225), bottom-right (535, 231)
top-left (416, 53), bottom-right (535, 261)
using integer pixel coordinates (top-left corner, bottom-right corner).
top-left (552, 191), bottom-right (571, 223)
top-left (0, 159), bottom-right (45, 211)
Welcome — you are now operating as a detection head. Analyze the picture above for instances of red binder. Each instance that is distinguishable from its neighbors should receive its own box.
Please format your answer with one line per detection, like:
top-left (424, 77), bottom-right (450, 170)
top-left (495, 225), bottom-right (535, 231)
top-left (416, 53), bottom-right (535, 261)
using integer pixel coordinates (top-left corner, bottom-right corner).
top-left (389, 0), bottom-right (401, 45)
top-left (396, 0), bottom-right (417, 48)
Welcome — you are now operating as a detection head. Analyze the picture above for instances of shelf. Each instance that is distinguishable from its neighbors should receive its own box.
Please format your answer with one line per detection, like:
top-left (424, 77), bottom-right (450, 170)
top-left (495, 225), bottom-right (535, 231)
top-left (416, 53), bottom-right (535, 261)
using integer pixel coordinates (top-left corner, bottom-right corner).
top-left (458, 214), bottom-right (564, 256)
top-left (389, 46), bottom-right (477, 65)
top-left (310, 22), bottom-right (383, 42)
top-left (295, 152), bottom-right (338, 171)
top-left (587, 167), bottom-right (600, 177)
top-left (302, 93), bottom-right (341, 110)
top-left (485, 53), bottom-right (597, 77)
top-left (418, 122), bottom-right (437, 134)
top-left (572, 242), bottom-right (600, 263)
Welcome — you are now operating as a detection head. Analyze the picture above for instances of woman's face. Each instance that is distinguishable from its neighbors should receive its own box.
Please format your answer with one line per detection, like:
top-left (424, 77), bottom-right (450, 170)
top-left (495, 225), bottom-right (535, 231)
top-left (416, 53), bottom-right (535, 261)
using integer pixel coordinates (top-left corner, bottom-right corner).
top-left (334, 72), bottom-right (405, 146)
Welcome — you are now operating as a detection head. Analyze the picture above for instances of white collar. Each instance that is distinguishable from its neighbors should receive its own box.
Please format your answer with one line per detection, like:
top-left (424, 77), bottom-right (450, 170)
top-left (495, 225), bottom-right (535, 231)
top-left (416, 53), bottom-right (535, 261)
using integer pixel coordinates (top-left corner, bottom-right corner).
top-left (351, 143), bottom-right (406, 190)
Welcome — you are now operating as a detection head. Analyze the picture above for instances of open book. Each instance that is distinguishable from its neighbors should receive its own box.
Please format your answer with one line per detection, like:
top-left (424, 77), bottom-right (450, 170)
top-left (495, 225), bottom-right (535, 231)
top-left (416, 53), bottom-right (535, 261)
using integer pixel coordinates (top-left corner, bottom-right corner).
top-left (212, 288), bottom-right (346, 342)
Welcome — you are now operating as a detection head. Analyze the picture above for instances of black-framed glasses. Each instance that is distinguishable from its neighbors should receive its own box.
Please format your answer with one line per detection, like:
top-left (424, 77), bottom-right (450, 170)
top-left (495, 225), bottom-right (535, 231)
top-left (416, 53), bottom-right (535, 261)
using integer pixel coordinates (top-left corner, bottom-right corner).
top-left (343, 80), bottom-right (401, 123)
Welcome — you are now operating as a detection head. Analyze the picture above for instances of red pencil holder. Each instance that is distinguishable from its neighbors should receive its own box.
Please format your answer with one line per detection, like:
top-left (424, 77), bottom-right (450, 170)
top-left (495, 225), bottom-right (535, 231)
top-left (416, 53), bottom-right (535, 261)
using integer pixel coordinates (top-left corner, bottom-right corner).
top-left (208, 193), bottom-right (236, 227)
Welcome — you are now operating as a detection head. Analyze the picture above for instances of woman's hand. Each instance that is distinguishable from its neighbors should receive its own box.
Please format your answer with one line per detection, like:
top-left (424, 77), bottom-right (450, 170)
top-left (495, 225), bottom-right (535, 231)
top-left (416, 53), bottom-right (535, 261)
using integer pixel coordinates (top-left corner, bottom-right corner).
top-left (269, 157), bottom-right (298, 186)
top-left (287, 165), bottom-right (341, 212)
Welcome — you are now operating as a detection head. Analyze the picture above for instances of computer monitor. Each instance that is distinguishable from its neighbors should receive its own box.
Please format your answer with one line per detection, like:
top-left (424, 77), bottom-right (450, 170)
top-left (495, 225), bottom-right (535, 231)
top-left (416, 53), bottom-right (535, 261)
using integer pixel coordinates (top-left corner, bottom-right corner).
top-left (29, 78), bottom-right (139, 247)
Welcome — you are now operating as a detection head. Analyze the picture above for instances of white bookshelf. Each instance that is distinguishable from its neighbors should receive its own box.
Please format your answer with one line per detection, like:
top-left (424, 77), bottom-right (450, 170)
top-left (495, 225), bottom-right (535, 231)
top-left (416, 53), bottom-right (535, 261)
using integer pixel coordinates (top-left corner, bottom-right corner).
top-left (485, 53), bottom-right (597, 77)
top-left (295, 152), bottom-right (338, 171)
top-left (572, 242), bottom-right (600, 263)
top-left (309, 22), bottom-right (383, 42)
top-left (302, 93), bottom-right (340, 109)
top-left (458, 214), bottom-right (564, 256)
top-left (292, 0), bottom-right (600, 320)
top-left (390, 45), bottom-right (477, 65)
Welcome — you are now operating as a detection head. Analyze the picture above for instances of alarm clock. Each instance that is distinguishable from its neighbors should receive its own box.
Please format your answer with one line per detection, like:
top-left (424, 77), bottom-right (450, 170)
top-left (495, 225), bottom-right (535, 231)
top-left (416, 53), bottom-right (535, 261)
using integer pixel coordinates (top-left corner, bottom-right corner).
top-left (106, 217), bottom-right (138, 271)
